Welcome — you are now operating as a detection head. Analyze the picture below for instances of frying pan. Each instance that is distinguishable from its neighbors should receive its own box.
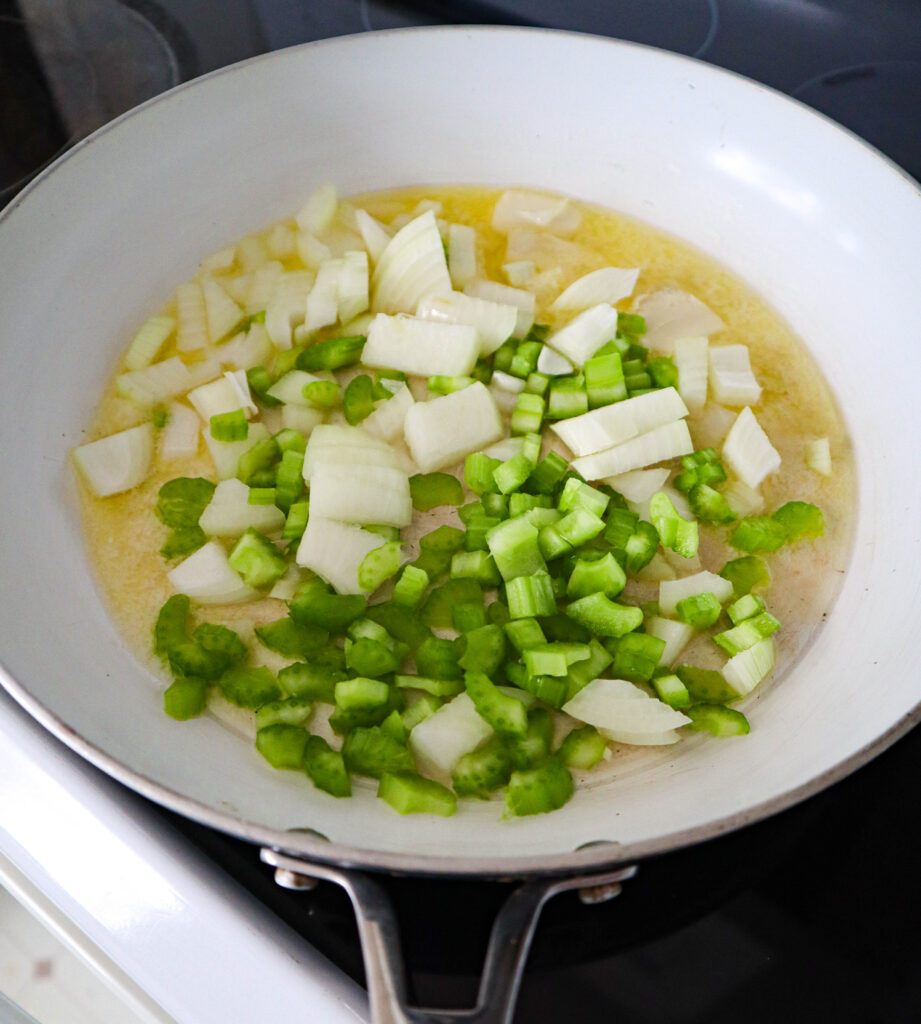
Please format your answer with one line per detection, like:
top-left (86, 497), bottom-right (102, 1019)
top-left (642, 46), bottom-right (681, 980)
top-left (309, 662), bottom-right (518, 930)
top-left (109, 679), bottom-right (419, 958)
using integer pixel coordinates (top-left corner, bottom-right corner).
top-left (2, 28), bottom-right (921, 1024)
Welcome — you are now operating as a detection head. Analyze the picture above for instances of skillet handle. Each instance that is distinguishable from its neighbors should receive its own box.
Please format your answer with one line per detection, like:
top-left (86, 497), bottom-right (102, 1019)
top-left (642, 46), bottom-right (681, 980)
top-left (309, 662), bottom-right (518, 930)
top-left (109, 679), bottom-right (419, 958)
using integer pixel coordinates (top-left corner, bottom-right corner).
top-left (261, 848), bottom-right (635, 1024)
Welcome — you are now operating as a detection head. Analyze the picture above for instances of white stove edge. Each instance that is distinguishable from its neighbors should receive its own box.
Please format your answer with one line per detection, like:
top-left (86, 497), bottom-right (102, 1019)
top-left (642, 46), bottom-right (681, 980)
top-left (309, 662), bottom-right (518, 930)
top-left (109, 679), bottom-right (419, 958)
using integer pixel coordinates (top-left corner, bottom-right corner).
top-left (0, 690), bottom-right (369, 1024)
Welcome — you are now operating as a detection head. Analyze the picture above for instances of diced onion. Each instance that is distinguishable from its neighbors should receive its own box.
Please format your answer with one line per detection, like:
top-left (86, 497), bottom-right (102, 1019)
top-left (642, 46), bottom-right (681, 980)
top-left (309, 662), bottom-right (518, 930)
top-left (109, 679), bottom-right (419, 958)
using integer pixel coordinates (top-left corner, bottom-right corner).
top-left (199, 245), bottom-right (236, 275)
top-left (536, 346), bottom-right (573, 376)
top-left (159, 402), bottom-right (200, 462)
top-left (723, 637), bottom-right (776, 695)
top-left (218, 322), bottom-right (274, 372)
top-left (371, 210), bottom-right (452, 315)
top-left (295, 183), bottom-right (338, 235)
top-left (338, 250), bottom-right (370, 324)
top-left (722, 478), bottom-right (764, 516)
top-left (236, 234), bottom-right (270, 272)
top-left (545, 303), bottom-right (619, 367)
top-left (302, 424), bottom-right (405, 481)
top-left (265, 270), bottom-right (314, 350)
top-left (202, 278), bottom-right (244, 344)
top-left (124, 315), bottom-right (176, 371)
top-left (673, 336), bottom-right (709, 412)
top-left (805, 437), bottom-right (832, 477)
top-left (409, 692), bottom-right (493, 776)
top-left (502, 260), bottom-right (535, 286)
top-left (245, 261), bottom-right (283, 315)
top-left (175, 281), bottom-right (209, 352)
top-left (645, 616), bottom-right (695, 667)
top-left (116, 356), bottom-right (193, 407)
top-left (562, 677), bottom-right (690, 733)
top-left (447, 223), bottom-right (478, 290)
top-left (403, 381), bottom-right (503, 472)
top-left (722, 407), bottom-right (781, 489)
top-left (267, 223), bottom-right (296, 260)
top-left (355, 209), bottom-right (392, 264)
top-left (304, 258), bottom-right (343, 332)
top-left (361, 381), bottom-right (414, 443)
top-left (198, 478), bottom-right (286, 536)
top-left (296, 231), bottom-right (332, 270)
top-left (187, 373), bottom-right (253, 423)
top-left (634, 288), bottom-right (724, 352)
top-left (167, 540), bottom-right (256, 604)
top-left (491, 370), bottom-right (527, 394)
top-left (203, 422), bottom-right (270, 480)
top-left (295, 517), bottom-right (386, 594)
top-left (362, 313), bottom-right (479, 377)
top-left (309, 462), bottom-right (412, 527)
top-left (550, 266), bottom-right (640, 314)
top-left (281, 404), bottom-right (325, 438)
top-left (709, 345), bottom-right (762, 406)
top-left (72, 422), bottom-right (154, 497)
top-left (463, 279), bottom-right (535, 338)
top-left (492, 189), bottom-right (581, 236)
top-left (659, 571), bottom-right (734, 618)
top-left (571, 420), bottom-right (693, 480)
top-left (603, 467), bottom-right (670, 503)
top-left (416, 292), bottom-right (517, 356)
top-left (551, 387), bottom-right (688, 457)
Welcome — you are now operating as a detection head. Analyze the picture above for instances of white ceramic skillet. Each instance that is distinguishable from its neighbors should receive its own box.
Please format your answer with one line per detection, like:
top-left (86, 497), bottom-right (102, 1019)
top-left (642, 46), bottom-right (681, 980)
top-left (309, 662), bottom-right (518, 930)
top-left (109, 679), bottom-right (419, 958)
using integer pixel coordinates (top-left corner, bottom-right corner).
top-left (2, 28), bottom-right (921, 1023)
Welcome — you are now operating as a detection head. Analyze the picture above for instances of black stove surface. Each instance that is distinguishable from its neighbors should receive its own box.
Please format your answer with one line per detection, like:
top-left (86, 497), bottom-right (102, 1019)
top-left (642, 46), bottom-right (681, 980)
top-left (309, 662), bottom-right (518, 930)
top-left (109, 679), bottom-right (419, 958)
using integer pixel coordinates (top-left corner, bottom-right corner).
top-left (6, 1), bottom-right (920, 1019)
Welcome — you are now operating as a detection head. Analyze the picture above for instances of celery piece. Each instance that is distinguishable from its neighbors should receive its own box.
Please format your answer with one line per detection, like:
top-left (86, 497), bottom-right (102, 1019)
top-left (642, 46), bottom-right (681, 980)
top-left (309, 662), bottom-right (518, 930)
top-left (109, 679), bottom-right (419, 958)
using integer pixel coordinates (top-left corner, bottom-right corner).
top-left (278, 662), bottom-right (346, 703)
top-left (255, 696), bottom-right (313, 729)
top-left (523, 647), bottom-right (569, 678)
top-left (335, 677), bottom-right (392, 713)
top-left (412, 547), bottom-right (452, 582)
top-left (481, 492), bottom-right (509, 518)
top-left (304, 735), bottom-right (351, 797)
top-left (296, 335), bottom-right (365, 371)
top-left (510, 393), bottom-right (545, 436)
top-left (504, 757), bottom-right (574, 817)
top-left (520, 432), bottom-right (542, 464)
top-left (247, 366), bottom-right (282, 407)
top-left (518, 672), bottom-right (568, 709)
top-left (647, 356), bottom-right (678, 389)
top-left (155, 597), bottom-right (244, 680)
top-left (211, 409), bottom-right (248, 442)
top-left (366, 524), bottom-right (401, 541)
top-left (493, 452), bottom-right (534, 494)
top-left (248, 487), bottom-right (277, 506)
top-left (541, 612), bottom-right (590, 643)
top-left (365, 601), bottom-right (433, 651)
top-left (156, 477), bottom-right (216, 528)
top-left (503, 617), bottom-right (547, 653)
top-left (565, 593), bottom-right (643, 638)
top-left (420, 578), bottom-right (482, 628)
top-left (558, 478), bottom-right (610, 519)
top-left (358, 541), bottom-right (402, 593)
top-left (237, 437), bottom-right (281, 486)
top-left (190, 622), bottom-right (247, 674)
top-left (713, 612), bottom-right (780, 656)
top-left (466, 671), bottom-right (528, 738)
top-left (555, 508), bottom-right (606, 548)
top-left (726, 593), bottom-right (766, 625)
top-left (221, 666), bottom-right (281, 708)
top-left (609, 632), bottom-right (667, 683)
top-left (451, 550), bottom-right (502, 586)
top-left (505, 573), bottom-right (556, 619)
top-left (684, 704), bottom-right (750, 737)
top-left (773, 501), bottom-right (824, 541)
top-left (508, 493), bottom-right (552, 517)
top-left (415, 636), bottom-right (463, 681)
top-left (676, 592), bottom-right (722, 629)
top-left (392, 564), bottom-right (429, 609)
top-left (274, 449), bottom-right (305, 513)
top-left (506, 708), bottom-right (553, 769)
top-left (486, 599), bottom-right (510, 626)
top-left (730, 516), bottom-right (788, 553)
top-left (720, 555), bottom-right (771, 596)
top-left (617, 312), bottom-right (647, 336)
top-left (256, 724), bottom-right (309, 770)
top-left (329, 687), bottom-right (403, 735)
top-left (289, 581), bottom-right (366, 631)
top-left (652, 673), bottom-right (691, 708)
top-left (525, 372), bottom-right (550, 396)
top-left (674, 448), bottom-right (726, 493)
top-left (345, 638), bottom-right (402, 678)
top-left (282, 500), bottom-right (310, 541)
top-left (421, 524), bottom-right (466, 554)
top-left (458, 500), bottom-right (486, 524)
top-left (465, 452), bottom-right (502, 495)
top-left (347, 617), bottom-right (393, 645)
top-left (487, 516), bottom-right (546, 581)
top-left (566, 553), bottom-right (626, 601)
top-left (342, 726), bottom-right (415, 778)
top-left (526, 451), bottom-right (569, 495)
top-left (584, 351), bottom-right (627, 408)
top-left (458, 625), bottom-right (507, 676)
top-left (509, 340), bottom-right (542, 379)
top-left (650, 492), bottom-right (699, 558)
top-left (526, 324), bottom-right (551, 342)
top-left (378, 772), bottom-right (457, 816)
top-left (161, 525), bottom-right (208, 560)
top-left (676, 665), bottom-right (739, 703)
top-left (343, 374), bottom-right (377, 425)
top-left (380, 709), bottom-right (407, 744)
top-left (302, 379), bottom-right (340, 409)
top-left (689, 484), bottom-right (736, 525)
top-left (228, 528), bottom-right (287, 589)
top-left (255, 618), bottom-right (329, 659)
top-left (452, 738), bottom-right (512, 799)
top-left (402, 693), bottom-right (442, 732)
top-left (493, 339), bottom-right (516, 372)
top-left (395, 675), bottom-right (464, 698)
top-left (428, 375), bottom-right (476, 395)
top-left (557, 725), bottom-right (607, 769)
top-left (547, 377), bottom-right (589, 420)
top-left (603, 507), bottom-right (638, 553)
top-left (409, 472), bottom-right (464, 512)
top-left (564, 639), bottom-right (613, 702)
top-left (465, 514), bottom-right (501, 551)
top-left (452, 601), bottom-right (487, 633)
top-left (164, 677), bottom-right (209, 720)
top-left (537, 524), bottom-right (573, 562)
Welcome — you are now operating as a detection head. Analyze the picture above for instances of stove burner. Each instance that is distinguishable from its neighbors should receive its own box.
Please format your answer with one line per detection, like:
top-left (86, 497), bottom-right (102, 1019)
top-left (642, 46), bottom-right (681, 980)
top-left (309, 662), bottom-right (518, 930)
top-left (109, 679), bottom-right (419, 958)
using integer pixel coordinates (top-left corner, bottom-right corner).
top-left (793, 60), bottom-right (921, 182)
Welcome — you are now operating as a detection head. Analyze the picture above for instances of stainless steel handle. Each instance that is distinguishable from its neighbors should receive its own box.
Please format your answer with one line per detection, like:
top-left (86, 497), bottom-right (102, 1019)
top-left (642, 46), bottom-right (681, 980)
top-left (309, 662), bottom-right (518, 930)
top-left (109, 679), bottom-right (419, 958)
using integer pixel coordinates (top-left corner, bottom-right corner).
top-left (261, 848), bottom-right (635, 1024)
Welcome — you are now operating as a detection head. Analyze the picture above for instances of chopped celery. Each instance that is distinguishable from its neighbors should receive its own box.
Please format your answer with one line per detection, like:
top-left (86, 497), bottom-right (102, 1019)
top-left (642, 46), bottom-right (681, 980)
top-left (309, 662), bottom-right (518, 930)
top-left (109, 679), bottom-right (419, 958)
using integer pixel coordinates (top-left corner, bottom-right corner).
top-left (503, 617), bottom-right (547, 653)
top-left (402, 693), bottom-right (442, 732)
top-left (365, 601), bottom-right (433, 650)
top-left (304, 736), bottom-right (351, 797)
top-left (342, 726), bottom-right (415, 778)
top-left (676, 665), bottom-right (739, 703)
top-left (493, 452), bottom-right (534, 494)
top-left (609, 632), bottom-right (667, 682)
top-left (510, 392), bottom-right (545, 435)
top-left (726, 593), bottom-right (766, 625)
top-left (557, 477), bottom-right (610, 518)
top-left (255, 696), bottom-right (314, 729)
top-left (730, 516), bottom-right (788, 553)
top-left (343, 374), bottom-right (378, 425)
top-left (164, 677), bottom-right (208, 720)
top-left (255, 618), bottom-right (329, 659)
top-left (160, 524), bottom-right (207, 560)
top-left (684, 704), bottom-right (750, 737)
top-left (458, 625), bottom-right (507, 676)
top-left (466, 671), bottom-right (528, 738)
top-left (452, 738), bottom-right (512, 798)
top-left (506, 708), bottom-right (553, 769)
top-left (210, 409), bottom-right (248, 442)
top-left (289, 581), bottom-right (366, 631)
top-left (450, 550), bottom-right (502, 586)
top-left (274, 449), bottom-right (305, 513)
top-left (566, 553), bottom-right (626, 600)
top-left (302, 379), bottom-right (340, 408)
top-left (220, 666), bottom-right (281, 708)
top-left (565, 593), bottom-right (643, 638)
top-left (648, 356), bottom-right (678, 389)
top-left (236, 437), bottom-right (280, 486)
top-left (720, 555), bottom-right (771, 596)
top-left (415, 636), bottom-right (462, 680)
top-left (409, 472), bottom-right (464, 511)
top-left (345, 639), bottom-right (402, 678)
top-left (248, 487), bottom-right (276, 505)
top-left (652, 673), bottom-right (691, 708)
top-left (676, 592), bottom-right (722, 628)
top-left (713, 611), bottom-right (780, 655)
top-left (256, 724), bottom-right (309, 769)
top-left (773, 501), bottom-right (824, 541)
top-left (689, 484), bottom-right (736, 524)
top-left (505, 573), bottom-right (556, 619)
top-left (228, 528), bottom-right (287, 588)
top-left (487, 516), bottom-right (545, 581)
top-left (247, 366), bottom-right (281, 407)
top-left (335, 677), bottom-right (392, 713)
top-left (392, 564), bottom-right (429, 608)
top-left (357, 540), bottom-right (402, 592)
top-left (296, 335), bottom-right (365, 371)
top-left (378, 772), bottom-right (456, 816)
top-left (156, 477), bottom-right (216, 527)
top-left (504, 757), bottom-right (574, 817)
top-left (452, 601), bottom-right (487, 633)
top-left (526, 451), bottom-right (568, 494)
top-left (465, 452), bottom-right (502, 495)
top-left (650, 492), bottom-right (699, 558)
top-left (420, 578), bottom-right (482, 628)
top-left (282, 500), bottom-right (310, 541)
top-left (557, 725), bottom-right (607, 769)
top-left (564, 638), bottom-right (612, 701)
top-left (584, 351), bottom-right (627, 407)
top-left (674, 448), bottom-right (726, 493)
top-left (395, 675), bottom-right (464, 698)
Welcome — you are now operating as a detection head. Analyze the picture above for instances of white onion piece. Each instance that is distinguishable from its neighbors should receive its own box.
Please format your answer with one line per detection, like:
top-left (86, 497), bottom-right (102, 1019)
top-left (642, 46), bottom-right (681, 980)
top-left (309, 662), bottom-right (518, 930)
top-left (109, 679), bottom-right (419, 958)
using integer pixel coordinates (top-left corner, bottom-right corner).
top-left (302, 424), bottom-right (404, 481)
top-left (372, 210), bottom-right (452, 315)
top-left (167, 541), bottom-right (256, 605)
top-left (281, 404), bottom-right (325, 438)
top-left (355, 209), bottom-right (392, 264)
top-left (502, 260), bottom-right (535, 286)
top-left (337, 250), bottom-right (370, 324)
top-left (805, 437), bottom-right (832, 477)
top-left (629, 484), bottom-right (692, 526)
top-left (536, 346), bottom-right (573, 376)
top-left (659, 571), bottom-right (735, 618)
top-left (245, 261), bottom-right (283, 315)
top-left (116, 356), bottom-right (193, 406)
top-left (709, 345), bottom-right (762, 406)
top-left (304, 258), bottom-right (342, 332)
top-left (552, 387), bottom-right (688, 458)
top-left (295, 517), bottom-right (385, 595)
top-left (295, 183), bottom-right (338, 235)
top-left (296, 231), bottom-right (332, 270)
top-left (323, 227), bottom-right (366, 259)
top-left (184, 356), bottom-right (223, 389)
top-left (265, 270), bottom-right (314, 350)
top-left (198, 478), bottom-right (286, 537)
top-left (482, 436), bottom-right (524, 461)
top-left (267, 223), bottom-right (296, 260)
top-left (722, 407), bottom-right (781, 489)
top-left (199, 245), bottom-right (236, 275)
top-left (203, 422), bottom-right (270, 480)
top-left (492, 189), bottom-right (581, 236)
top-left (673, 335), bottom-right (709, 412)
top-left (362, 313), bottom-right (479, 377)
top-left (309, 462), bottom-right (412, 528)
top-left (409, 693), bottom-right (493, 776)
top-left (218, 322), bottom-right (274, 372)
top-left (563, 678), bottom-right (690, 733)
top-left (635, 552), bottom-right (677, 583)
top-left (600, 728), bottom-right (682, 747)
top-left (416, 292), bottom-right (517, 356)
top-left (571, 420), bottom-right (693, 480)
top-left (73, 422), bottom-right (154, 497)
top-left (447, 223), bottom-right (477, 289)
top-left (463, 279), bottom-right (535, 338)
top-left (175, 281), bottom-right (209, 352)
top-left (224, 274), bottom-right (251, 306)
top-left (723, 637), bottom-right (776, 695)
top-left (551, 266), bottom-right (640, 314)
top-left (124, 315), bottom-right (175, 371)
top-left (202, 278), bottom-right (244, 343)
top-left (361, 381), bottom-right (414, 443)
top-left (634, 288), bottom-right (725, 352)
top-left (269, 563), bottom-right (304, 601)
top-left (236, 234), bottom-right (270, 272)
top-left (489, 385), bottom-right (519, 414)
top-left (645, 616), bottom-right (695, 668)
top-left (187, 374), bottom-right (252, 423)
top-left (545, 303), bottom-right (619, 367)
top-left (491, 371), bottom-right (527, 394)
top-left (403, 381), bottom-right (503, 472)
top-left (603, 467), bottom-right (670, 503)
top-left (265, 370), bottom-right (323, 407)
top-left (159, 402), bottom-right (200, 462)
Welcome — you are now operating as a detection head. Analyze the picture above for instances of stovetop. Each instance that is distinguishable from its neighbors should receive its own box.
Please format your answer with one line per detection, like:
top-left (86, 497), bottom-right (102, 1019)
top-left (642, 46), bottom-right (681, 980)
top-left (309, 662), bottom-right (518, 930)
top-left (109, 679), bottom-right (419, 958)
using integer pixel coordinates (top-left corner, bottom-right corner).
top-left (3, 1), bottom-right (920, 1020)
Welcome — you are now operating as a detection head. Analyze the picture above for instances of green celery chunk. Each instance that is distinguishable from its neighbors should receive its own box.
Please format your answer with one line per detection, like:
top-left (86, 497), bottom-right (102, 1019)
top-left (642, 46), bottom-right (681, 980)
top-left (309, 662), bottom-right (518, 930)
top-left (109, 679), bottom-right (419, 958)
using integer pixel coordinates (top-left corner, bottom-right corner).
top-left (508, 493), bottom-right (552, 517)
top-left (452, 738), bottom-right (512, 798)
top-left (674, 448), bottom-right (726, 492)
top-left (420, 524), bottom-right (465, 553)
top-left (378, 772), bottom-right (456, 816)
top-left (164, 677), bottom-right (208, 720)
top-left (420, 578), bottom-right (482, 628)
top-left (156, 477), bottom-right (216, 528)
top-left (415, 635), bottom-right (462, 680)
top-left (493, 452), bottom-right (534, 494)
top-left (510, 670), bottom-right (568, 709)
top-left (236, 437), bottom-right (280, 486)
top-left (274, 449), bottom-right (305, 513)
top-left (365, 524), bottom-right (401, 541)
top-left (342, 374), bottom-right (377, 425)
top-left (649, 492), bottom-right (699, 558)
top-left (247, 365), bottom-right (281, 407)
top-left (255, 618), bottom-right (329, 659)
top-left (713, 612), bottom-right (780, 655)
top-left (304, 735), bottom-right (351, 797)
top-left (342, 726), bottom-right (415, 778)
top-left (526, 451), bottom-right (569, 495)
top-left (730, 516), bottom-right (789, 553)
top-left (458, 500), bottom-right (486, 524)
top-left (540, 612), bottom-right (590, 643)
top-left (652, 673), bottom-right (691, 708)
top-left (684, 704), bottom-right (750, 737)
top-left (409, 472), bottom-right (464, 511)
top-left (428, 374), bottom-right (476, 394)
top-left (486, 599), bottom-right (511, 626)
top-left (289, 581), bottom-right (366, 631)
top-left (557, 478), bottom-right (610, 519)
top-left (565, 593), bottom-right (643, 638)
top-left (358, 540), bottom-right (402, 592)
top-left (466, 671), bottom-right (528, 738)
top-left (720, 555), bottom-right (771, 596)
top-left (689, 484), bottom-right (736, 525)
top-left (296, 335), bottom-right (365, 371)
top-left (345, 638), bottom-right (402, 678)
top-left (506, 573), bottom-right (556, 619)
top-left (525, 371), bottom-right (550, 396)
top-left (335, 677), bottom-right (392, 713)
top-left (302, 379), bottom-right (340, 408)
top-left (609, 632), bottom-right (666, 682)
top-left (773, 501), bottom-right (824, 541)
top-left (726, 593), bottom-right (766, 625)
top-left (458, 625), bottom-right (507, 676)
top-left (272, 428), bottom-right (307, 455)
top-left (221, 666), bottom-right (281, 708)
top-left (505, 708), bottom-right (553, 769)
top-left (248, 487), bottom-right (276, 506)
top-left (624, 524), bottom-right (656, 571)
top-left (392, 564), bottom-right (429, 608)
top-left (567, 553), bottom-right (626, 600)
top-left (564, 638), bottom-right (613, 701)
top-left (510, 392), bottom-right (545, 435)
top-left (487, 516), bottom-right (546, 581)
top-left (450, 550), bottom-right (502, 586)
top-left (256, 724), bottom-right (309, 769)
top-left (255, 696), bottom-right (313, 729)
top-left (504, 757), bottom-right (574, 817)
top-left (584, 351), bottom-right (627, 407)
top-left (395, 675), bottom-right (464, 698)
top-left (228, 529), bottom-right (287, 589)
top-left (503, 617), bottom-right (547, 653)
top-left (465, 452), bottom-right (502, 495)
top-left (555, 507), bottom-right (606, 547)
top-left (380, 708), bottom-right (406, 744)
top-left (647, 356), bottom-right (678, 389)
top-left (523, 646), bottom-right (569, 678)
top-left (464, 515), bottom-right (499, 552)
top-left (508, 340), bottom-right (542, 378)
top-left (160, 524), bottom-right (207, 560)
top-left (482, 492), bottom-right (509, 518)
top-left (676, 592), bottom-right (723, 628)
top-left (277, 661), bottom-right (346, 703)
top-left (617, 312), bottom-right (646, 336)
top-left (676, 665), bottom-right (739, 703)
top-left (365, 601), bottom-right (433, 651)
top-left (282, 500), bottom-right (310, 541)
top-left (328, 684), bottom-right (403, 734)
top-left (557, 725), bottom-right (607, 769)
top-left (210, 409), bottom-right (248, 442)
top-left (547, 377), bottom-right (588, 420)
top-left (452, 601), bottom-right (487, 633)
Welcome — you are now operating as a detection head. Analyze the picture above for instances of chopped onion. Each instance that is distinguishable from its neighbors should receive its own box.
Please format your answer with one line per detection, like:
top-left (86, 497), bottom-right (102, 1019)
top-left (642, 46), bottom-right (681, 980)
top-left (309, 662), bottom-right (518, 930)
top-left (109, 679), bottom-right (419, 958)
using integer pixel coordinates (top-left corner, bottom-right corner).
top-left (550, 266), bottom-right (640, 314)
top-left (337, 250), bottom-right (370, 324)
top-left (448, 223), bottom-right (478, 290)
top-left (635, 552), bottom-right (677, 582)
top-left (124, 315), bottom-right (176, 371)
top-left (187, 372), bottom-right (253, 424)
top-left (722, 407), bottom-right (781, 489)
top-left (309, 462), bottom-right (412, 528)
top-left (264, 270), bottom-right (314, 350)
top-left (645, 616), bottom-right (695, 667)
top-left (295, 517), bottom-right (386, 594)
top-left (723, 637), bottom-right (776, 695)
top-left (355, 209), bottom-right (392, 264)
top-left (409, 692), bottom-right (493, 776)
top-left (203, 422), bottom-right (270, 480)
top-left (545, 303), bottom-right (619, 367)
top-left (72, 422), bottom-right (154, 497)
top-left (571, 420), bottom-right (694, 480)
top-left (600, 727), bottom-right (682, 747)
top-left (371, 210), bottom-right (452, 315)
top-left (296, 231), bottom-right (332, 270)
top-left (245, 261), bottom-right (283, 315)
top-left (491, 370), bottom-right (527, 394)
top-left (603, 467), bottom-right (670, 503)
top-left (304, 258), bottom-right (343, 333)
top-left (167, 540), bottom-right (256, 604)
top-left (673, 335), bottom-right (709, 412)
top-left (295, 182), bottom-right (338, 235)
top-left (502, 260), bottom-right (535, 286)
top-left (267, 223), bottom-right (296, 260)
top-left (492, 189), bottom-right (581, 236)
top-left (236, 234), bottom-right (270, 272)
top-left (218, 322), bottom-right (274, 372)
top-left (302, 423), bottom-right (405, 481)
top-left (463, 279), bottom-right (535, 338)
top-left (159, 401), bottom-right (200, 462)
top-left (805, 437), bottom-right (832, 477)
top-left (709, 345), bottom-right (762, 406)
top-left (482, 436), bottom-right (524, 461)
top-left (536, 345), bottom-right (574, 376)
top-left (403, 381), bottom-right (503, 472)
top-left (552, 387), bottom-right (688, 457)
top-left (199, 245), bottom-right (236, 275)
top-left (268, 563), bottom-right (304, 601)
top-left (722, 478), bottom-right (764, 516)
top-left (199, 478), bottom-right (286, 536)
top-left (202, 278), bottom-right (244, 344)
top-left (362, 313), bottom-right (479, 377)
top-left (562, 677), bottom-right (690, 733)
top-left (281, 404), bottom-right (325, 438)
top-left (361, 380), bottom-right (414, 443)
top-left (116, 356), bottom-right (195, 407)
top-left (416, 292), bottom-right (517, 356)
top-left (659, 570), bottom-right (735, 618)
top-left (634, 288), bottom-right (725, 352)
top-left (175, 281), bottom-right (209, 352)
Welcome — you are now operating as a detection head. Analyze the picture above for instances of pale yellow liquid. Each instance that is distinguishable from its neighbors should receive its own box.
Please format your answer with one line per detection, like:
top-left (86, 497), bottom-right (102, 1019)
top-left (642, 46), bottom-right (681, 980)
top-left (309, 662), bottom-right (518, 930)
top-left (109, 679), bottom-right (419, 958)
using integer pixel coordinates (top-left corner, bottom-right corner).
top-left (78, 186), bottom-right (855, 765)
